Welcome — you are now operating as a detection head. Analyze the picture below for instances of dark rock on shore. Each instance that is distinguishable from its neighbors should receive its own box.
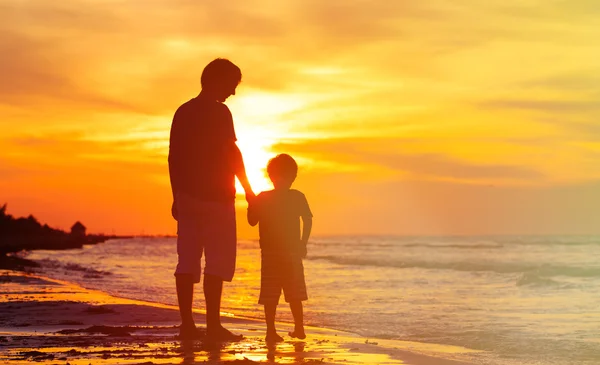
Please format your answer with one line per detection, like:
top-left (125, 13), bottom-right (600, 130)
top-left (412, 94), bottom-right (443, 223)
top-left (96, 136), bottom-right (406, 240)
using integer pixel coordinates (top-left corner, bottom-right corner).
top-left (0, 254), bottom-right (40, 271)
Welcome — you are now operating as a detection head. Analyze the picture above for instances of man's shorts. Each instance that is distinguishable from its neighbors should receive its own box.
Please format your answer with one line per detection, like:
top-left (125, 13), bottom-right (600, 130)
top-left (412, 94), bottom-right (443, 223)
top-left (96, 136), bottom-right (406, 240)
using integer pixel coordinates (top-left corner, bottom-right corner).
top-left (174, 194), bottom-right (237, 283)
top-left (258, 252), bottom-right (308, 305)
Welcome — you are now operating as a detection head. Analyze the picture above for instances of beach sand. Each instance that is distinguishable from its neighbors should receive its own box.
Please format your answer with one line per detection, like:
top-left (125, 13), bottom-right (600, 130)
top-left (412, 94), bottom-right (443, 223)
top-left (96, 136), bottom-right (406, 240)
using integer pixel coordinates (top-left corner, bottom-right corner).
top-left (0, 270), bottom-right (481, 365)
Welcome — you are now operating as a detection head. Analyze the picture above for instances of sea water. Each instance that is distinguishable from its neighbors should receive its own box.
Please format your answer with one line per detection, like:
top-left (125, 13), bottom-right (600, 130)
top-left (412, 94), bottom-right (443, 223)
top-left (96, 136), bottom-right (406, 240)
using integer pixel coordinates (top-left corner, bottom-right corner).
top-left (27, 235), bottom-right (600, 365)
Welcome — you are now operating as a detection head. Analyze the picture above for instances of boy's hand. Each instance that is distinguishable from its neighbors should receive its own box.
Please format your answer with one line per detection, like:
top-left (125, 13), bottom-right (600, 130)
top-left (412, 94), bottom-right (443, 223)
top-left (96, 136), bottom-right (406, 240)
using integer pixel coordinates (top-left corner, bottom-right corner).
top-left (299, 242), bottom-right (307, 259)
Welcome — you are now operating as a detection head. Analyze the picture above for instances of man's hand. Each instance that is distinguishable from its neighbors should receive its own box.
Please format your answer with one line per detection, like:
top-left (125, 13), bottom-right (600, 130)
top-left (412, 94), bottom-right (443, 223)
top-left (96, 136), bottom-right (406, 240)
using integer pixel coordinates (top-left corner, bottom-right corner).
top-left (245, 189), bottom-right (256, 205)
top-left (171, 201), bottom-right (178, 221)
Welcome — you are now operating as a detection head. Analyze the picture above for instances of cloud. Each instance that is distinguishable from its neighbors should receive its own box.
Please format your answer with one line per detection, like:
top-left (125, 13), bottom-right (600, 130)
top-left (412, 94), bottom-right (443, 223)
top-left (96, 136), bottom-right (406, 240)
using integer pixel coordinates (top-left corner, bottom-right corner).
top-left (0, 162), bottom-right (41, 179)
top-left (0, 1), bottom-right (296, 114)
top-left (6, 132), bottom-right (167, 177)
top-left (272, 138), bottom-right (544, 183)
top-left (472, 69), bottom-right (600, 142)
top-left (2, 0), bottom-right (600, 235)
top-left (479, 99), bottom-right (600, 113)
top-left (378, 153), bottom-right (543, 180)
top-left (3, 0), bottom-right (596, 117)
top-left (294, 169), bottom-right (600, 235)
top-left (0, 1), bottom-right (512, 114)
top-left (521, 73), bottom-right (600, 92)
top-left (294, 1), bottom-right (434, 43)
top-left (0, 28), bottom-right (148, 113)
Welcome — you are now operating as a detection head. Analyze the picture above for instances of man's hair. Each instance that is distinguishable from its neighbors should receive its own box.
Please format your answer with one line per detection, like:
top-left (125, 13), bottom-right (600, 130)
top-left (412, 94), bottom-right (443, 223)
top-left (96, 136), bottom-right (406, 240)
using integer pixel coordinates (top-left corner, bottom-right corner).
top-left (267, 154), bottom-right (298, 179)
top-left (201, 58), bottom-right (242, 89)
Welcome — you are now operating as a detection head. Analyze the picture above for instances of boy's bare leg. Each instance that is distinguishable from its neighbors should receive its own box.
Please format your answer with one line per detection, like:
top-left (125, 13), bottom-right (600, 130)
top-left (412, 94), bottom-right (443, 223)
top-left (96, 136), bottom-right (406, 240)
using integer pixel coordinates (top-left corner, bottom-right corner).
top-left (175, 274), bottom-right (201, 338)
top-left (288, 301), bottom-right (306, 339)
top-left (264, 302), bottom-right (283, 342)
top-left (204, 273), bottom-right (242, 341)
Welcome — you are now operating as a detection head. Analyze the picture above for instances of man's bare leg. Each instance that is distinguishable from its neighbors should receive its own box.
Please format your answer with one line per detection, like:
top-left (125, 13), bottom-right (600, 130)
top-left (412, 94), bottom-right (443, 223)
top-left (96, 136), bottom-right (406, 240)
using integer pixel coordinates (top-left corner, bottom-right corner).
top-left (264, 302), bottom-right (283, 342)
top-left (176, 274), bottom-right (201, 338)
top-left (204, 273), bottom-right (242, 341)
top-left (288, 301), bottom-right (306, 339)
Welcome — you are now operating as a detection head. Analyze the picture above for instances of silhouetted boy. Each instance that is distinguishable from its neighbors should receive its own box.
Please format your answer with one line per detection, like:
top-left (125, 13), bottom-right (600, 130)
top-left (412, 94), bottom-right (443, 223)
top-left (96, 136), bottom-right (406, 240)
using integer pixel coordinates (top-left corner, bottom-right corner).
top-left (247, 154), bottom-right (313, 342)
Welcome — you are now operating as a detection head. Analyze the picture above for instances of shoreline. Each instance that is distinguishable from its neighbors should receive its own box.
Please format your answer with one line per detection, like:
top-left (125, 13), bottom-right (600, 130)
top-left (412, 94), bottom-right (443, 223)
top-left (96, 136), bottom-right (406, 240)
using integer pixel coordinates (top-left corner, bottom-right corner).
top-left (0, 269), bottom-right (483, 365)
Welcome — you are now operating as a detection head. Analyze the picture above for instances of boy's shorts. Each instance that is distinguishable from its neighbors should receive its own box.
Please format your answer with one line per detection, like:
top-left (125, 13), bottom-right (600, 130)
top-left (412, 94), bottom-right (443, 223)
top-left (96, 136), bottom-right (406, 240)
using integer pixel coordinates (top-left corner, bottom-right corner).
top-left (258, 252), bottom-right (308, 305)
top-left (174, 194), bottom-right (237, 283)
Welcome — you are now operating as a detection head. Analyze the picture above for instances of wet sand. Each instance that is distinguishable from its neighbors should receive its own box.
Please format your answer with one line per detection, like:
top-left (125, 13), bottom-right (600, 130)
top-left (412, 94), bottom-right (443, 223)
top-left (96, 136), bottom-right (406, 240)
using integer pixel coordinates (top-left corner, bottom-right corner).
top-left (0, 270), bottom-right (481, 364)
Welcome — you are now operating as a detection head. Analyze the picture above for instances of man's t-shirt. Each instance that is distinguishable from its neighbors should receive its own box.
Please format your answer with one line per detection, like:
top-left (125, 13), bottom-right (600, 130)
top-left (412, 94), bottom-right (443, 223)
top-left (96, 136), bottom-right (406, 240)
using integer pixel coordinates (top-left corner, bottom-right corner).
top-left (250, 189), bottom-right (313, 254)
top-left (168, 96), bottom-right (237, 202)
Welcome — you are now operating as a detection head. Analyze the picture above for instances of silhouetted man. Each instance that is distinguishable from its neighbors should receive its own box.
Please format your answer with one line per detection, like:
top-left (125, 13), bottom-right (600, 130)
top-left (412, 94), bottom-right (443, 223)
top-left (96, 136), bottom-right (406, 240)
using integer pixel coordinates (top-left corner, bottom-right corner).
top-left (168, 58), bottom-right (254, 340)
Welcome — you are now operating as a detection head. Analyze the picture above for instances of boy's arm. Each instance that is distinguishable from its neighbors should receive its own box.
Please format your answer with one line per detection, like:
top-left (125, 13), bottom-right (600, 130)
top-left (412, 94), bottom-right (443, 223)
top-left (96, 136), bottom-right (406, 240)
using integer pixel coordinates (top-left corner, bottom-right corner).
top-left (301, 216), bottom-right (312, 245)
top-left (300, 216), bottom-right (312, 258)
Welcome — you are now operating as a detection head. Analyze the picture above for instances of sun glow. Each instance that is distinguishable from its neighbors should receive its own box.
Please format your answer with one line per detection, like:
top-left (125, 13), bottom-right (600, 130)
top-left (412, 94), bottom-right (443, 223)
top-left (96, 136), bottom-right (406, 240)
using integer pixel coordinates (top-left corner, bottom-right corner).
top-left (231, 91), bottom-right (306, 119)
top-left (231, 91), bottom-right (308, 195)
top-left (235, 131), bottom-right (275, 195)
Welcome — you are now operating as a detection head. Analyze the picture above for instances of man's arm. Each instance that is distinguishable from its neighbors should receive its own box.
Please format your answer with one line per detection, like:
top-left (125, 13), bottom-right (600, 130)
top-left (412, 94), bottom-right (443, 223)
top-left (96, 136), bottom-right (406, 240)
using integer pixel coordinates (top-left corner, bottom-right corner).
top-left (231, 143), bottom-right (255, 202)
top-left (247, 204), bottom-right (259, 226)
top-left (220, 104), bottom-right (254, 202)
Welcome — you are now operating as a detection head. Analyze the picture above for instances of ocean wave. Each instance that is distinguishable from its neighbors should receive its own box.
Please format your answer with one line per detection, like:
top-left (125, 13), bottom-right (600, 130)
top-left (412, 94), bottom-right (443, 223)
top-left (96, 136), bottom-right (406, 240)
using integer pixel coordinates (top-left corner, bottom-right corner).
top-left (402, 243), bottom-right (504, 249)
top-left (494, 236), bottom-right (600, 247)
top-left (308, 240), bottom-right (504, 250)
top-left (310, 236), bottom-right (600, 248)
top-left (37, 259), bottom-right (113, 277)
top-left (307, 255), bottom-right (600, 278)
top-left (515, 272), bottom-right (562, 287)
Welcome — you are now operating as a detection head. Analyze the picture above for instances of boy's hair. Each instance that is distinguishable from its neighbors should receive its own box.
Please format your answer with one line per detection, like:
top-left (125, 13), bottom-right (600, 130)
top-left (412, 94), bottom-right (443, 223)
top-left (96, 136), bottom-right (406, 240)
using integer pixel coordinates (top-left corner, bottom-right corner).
top-left (201, 58), bottom-right (242, 89)
top-left (267, 154), bottom-right (298, 180)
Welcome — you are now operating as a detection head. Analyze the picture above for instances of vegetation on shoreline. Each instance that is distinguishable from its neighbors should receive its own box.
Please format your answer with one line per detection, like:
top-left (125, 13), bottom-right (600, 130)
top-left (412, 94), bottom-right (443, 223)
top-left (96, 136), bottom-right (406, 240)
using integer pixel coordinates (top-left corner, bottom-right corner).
top-left (0, 204), bottom-right (130, 256)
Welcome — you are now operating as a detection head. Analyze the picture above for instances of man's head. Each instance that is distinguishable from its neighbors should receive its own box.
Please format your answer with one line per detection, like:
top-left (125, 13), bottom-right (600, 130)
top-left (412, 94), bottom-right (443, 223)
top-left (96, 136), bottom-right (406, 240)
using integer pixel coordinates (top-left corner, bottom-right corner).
top-left (267, 154), bottom-right (298, 190)
top-left (201, 58), bottom-right (242, 102)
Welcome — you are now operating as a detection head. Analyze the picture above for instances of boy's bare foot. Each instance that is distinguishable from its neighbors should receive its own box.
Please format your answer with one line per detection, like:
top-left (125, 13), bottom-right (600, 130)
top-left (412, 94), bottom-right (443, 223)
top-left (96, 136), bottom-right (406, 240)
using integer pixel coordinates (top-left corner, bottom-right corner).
top-left (206, 326), bottom-right (243, 342)
top-left (177, 324), bottom-right (204, 340)
top-left (265, 332), bottom-right (284, 343)
top-left (288, 329), bottom-right (306, 340)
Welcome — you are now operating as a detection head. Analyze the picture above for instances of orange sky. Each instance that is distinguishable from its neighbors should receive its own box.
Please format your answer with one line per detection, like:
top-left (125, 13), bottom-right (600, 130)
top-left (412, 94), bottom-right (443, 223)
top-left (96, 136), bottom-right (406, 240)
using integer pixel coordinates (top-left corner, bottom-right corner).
top-left (1, 1), bottom-right (600, 236)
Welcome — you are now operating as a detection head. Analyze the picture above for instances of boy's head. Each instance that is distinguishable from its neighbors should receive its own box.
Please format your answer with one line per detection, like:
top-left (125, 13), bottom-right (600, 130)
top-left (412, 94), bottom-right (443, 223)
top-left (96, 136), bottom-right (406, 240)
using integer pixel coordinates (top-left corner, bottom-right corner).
top-left (267, 154), bottom-right (298, 190)
top-left (201, 58), bottom-right (242, 102)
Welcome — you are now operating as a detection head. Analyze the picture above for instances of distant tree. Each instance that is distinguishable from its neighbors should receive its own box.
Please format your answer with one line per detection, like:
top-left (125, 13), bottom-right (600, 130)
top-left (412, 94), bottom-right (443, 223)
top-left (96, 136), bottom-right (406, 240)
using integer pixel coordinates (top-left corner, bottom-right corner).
top-left (27, 214), bottom-right (40, 225)
top-left (0, 204), bottom-right (11, 222)
top-left (0, 204), bottom-right (10, 234)
top-left (0, 205), bottom-right (66, 237)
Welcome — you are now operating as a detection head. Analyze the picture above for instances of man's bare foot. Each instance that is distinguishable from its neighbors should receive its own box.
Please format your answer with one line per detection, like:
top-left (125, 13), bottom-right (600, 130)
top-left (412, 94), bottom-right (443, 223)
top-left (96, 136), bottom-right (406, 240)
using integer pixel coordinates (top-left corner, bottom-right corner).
top-left (177, 324), bottom-right (204, 340)
top-left (206, 326), bottom-right (243, 342)
top-left (288, 328), bottom-right (306, 340)
top-left (265, 332), bottom-right (284, 343)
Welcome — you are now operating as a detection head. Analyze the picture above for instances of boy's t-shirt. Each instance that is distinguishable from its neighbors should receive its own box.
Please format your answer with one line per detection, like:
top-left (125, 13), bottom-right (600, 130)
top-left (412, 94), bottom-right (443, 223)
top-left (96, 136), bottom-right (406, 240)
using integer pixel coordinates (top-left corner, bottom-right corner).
top-left (251, 189), bottom-right (313, 254)
top-left (168, 96), bottom-right (237, 202)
